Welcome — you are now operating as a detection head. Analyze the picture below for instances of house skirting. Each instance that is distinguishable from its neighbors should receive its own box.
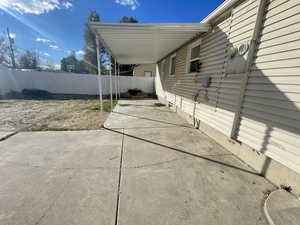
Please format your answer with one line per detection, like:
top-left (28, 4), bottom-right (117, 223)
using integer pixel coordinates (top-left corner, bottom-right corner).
top-left (158, 96), bottom-right (300, 195)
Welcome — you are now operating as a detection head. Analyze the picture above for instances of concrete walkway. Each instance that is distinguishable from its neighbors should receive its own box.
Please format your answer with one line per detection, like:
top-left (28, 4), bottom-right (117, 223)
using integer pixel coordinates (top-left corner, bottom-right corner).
top-left (0, 99), bottom-right (298, 225)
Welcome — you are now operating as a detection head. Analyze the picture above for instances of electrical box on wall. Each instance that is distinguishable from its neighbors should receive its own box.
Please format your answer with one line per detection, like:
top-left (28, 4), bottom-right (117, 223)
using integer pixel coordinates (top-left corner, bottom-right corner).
top-left (200, 76), bottom-right (211, 88)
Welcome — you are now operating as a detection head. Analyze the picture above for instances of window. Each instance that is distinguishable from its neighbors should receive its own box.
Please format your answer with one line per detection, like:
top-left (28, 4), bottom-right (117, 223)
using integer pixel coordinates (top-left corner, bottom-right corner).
top-left (169, 54), bottom-right (176, 76)
top-left (187, 39), bottom-right (201, 74)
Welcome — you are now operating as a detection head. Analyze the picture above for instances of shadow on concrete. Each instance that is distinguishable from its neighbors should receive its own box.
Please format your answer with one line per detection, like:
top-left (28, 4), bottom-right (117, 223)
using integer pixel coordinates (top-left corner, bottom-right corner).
top-left (104, 127), bottom-right (260, 176)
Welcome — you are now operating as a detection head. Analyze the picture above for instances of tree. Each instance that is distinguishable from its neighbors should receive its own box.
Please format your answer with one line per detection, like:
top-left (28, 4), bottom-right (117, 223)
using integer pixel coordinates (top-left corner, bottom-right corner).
top-left (0, 34), bottom-right (10, 65)
top-left (83, 11), bottom-right (106, 74)
top-left (120, 16), bottom-right (138, 23)
top-left (18, 50), bottom-right (38, 69)
top-left (61, 51), bottom-right (87, 73)
top-left (82, 12), bottom-right (138, 75)
top-left (119, 16), bottom-right (139, 75)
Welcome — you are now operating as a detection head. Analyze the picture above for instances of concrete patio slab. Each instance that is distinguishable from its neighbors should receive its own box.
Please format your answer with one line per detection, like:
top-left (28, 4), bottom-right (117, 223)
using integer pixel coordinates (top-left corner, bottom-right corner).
top-left (105, 100), bottom-right (190, 129)
top-left (266, 189), bottom-right (300, 225)
top-left (0, 130), bottom-right (122, 225)
top-left (116, 132), bottom-right (274, 225)
top-left (0, 100), bottom-right (295, 225)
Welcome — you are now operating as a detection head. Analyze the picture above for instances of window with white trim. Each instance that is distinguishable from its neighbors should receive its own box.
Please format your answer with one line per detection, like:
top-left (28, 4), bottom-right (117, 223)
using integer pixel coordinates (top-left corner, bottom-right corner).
top-left (169, 54), bottom-right (176, 76)
top-left (187, 39), bottom-right (201, 74)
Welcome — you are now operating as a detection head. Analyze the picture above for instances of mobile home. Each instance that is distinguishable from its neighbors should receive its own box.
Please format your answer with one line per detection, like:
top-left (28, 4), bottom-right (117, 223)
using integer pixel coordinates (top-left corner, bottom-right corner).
top-left (91, 0), bottom-right (300, 194)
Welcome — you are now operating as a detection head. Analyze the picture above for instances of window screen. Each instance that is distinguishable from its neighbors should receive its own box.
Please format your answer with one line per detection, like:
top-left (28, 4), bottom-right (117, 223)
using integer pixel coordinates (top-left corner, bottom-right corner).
top-left (191, 45), bottom-right (200, 60)
top-left (189, 44), bottom-right (201, 73)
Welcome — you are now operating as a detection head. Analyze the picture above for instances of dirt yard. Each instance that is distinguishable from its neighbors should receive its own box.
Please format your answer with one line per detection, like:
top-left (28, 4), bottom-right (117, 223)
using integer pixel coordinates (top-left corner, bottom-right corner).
top-left (0, 99), bottom-right (114, 132)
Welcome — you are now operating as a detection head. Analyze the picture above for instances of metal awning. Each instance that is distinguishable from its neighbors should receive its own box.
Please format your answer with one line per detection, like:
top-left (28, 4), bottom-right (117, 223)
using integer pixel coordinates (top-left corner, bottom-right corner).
top-left (89, 22), bottom-right (211, 64)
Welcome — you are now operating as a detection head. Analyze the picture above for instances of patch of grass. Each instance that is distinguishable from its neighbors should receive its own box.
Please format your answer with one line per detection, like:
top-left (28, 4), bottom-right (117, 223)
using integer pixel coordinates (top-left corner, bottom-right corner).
top-left (91, 100), bottom-right (117, 112)
top-left (153, 103), bottom-right (166, 107)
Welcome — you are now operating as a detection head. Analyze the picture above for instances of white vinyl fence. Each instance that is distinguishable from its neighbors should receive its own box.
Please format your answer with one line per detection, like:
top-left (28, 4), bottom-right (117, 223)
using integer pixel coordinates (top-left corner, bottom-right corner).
top-left (0, 69), bottom-right (154, 96)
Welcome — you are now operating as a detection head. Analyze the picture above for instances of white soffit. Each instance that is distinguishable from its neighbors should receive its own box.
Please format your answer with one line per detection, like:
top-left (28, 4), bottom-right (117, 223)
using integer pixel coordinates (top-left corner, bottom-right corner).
top-left (89, 22), bottom-right (211, 64)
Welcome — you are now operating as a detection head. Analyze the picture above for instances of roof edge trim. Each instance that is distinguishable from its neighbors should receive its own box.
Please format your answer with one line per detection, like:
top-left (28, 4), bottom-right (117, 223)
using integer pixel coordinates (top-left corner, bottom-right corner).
top-left (201, 0), bottom-right (240, 23)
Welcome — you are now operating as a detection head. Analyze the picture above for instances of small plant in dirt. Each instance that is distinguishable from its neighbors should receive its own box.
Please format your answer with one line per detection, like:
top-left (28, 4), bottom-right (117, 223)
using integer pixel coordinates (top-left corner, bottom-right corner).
top-left (91, 100), bottom-right (117, 112)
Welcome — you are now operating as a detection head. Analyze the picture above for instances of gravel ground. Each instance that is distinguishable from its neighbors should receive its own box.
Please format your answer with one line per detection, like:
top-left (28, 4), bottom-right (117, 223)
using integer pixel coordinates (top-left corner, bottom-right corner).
top-left (0, 99), bottom-right (111, 132)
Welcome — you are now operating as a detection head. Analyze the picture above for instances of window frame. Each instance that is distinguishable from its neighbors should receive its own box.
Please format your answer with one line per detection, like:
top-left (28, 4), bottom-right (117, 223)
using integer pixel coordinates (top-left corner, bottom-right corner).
top-left (169, 53), bottom-right (176, 76)
top-left (186, 39), bottom-right (201, 75)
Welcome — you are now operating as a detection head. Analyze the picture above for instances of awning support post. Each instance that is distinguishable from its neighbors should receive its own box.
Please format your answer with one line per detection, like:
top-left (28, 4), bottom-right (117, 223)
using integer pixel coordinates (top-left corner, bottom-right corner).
top-left (109, 55), bottom-right (113, 111)
top-left (114, 59), bottom-right (118, 100)
top-left (118, 64), bottom-right (121, 99)
top-left (96, 37), bottom-right (103, 112)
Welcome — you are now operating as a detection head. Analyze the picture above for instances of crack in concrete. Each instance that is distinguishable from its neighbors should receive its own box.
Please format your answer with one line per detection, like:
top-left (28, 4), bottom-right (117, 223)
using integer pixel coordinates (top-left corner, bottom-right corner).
top-left (34, 171), bottom-right (76, 225)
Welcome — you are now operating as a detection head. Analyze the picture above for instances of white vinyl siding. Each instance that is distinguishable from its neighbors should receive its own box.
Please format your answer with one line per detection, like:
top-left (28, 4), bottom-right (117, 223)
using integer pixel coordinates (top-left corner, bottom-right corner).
top-left (157, 0), bottom-right (300, 175)
top-left (237, 0), bottom-right (300, 173)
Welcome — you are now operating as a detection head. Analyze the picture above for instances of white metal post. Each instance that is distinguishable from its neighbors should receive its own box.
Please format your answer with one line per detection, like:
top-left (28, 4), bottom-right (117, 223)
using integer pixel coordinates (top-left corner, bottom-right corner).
top-left (118, 64), bottom-right (121, 99)
top-left (96, 37), bottom-right (103, 112)
top-left (109, 55), bottom-right (113, 111)
top-left (114, 59), bottom-right (118, 100)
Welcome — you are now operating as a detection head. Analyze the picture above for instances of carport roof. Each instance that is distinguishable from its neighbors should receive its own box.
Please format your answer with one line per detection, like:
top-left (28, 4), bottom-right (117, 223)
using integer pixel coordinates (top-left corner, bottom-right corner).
top-left (89, 22), bottom-right (211, 64)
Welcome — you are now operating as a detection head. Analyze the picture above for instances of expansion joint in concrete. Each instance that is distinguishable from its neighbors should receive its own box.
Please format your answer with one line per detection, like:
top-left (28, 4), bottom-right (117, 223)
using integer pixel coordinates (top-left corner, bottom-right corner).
top-left (114, 128), bottom-right (124, 225)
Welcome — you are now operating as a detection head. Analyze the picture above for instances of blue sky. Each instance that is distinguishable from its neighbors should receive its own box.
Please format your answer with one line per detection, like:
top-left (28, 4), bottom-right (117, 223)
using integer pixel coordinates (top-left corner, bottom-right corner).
top-left (0, 0), bottom-right (224, 67)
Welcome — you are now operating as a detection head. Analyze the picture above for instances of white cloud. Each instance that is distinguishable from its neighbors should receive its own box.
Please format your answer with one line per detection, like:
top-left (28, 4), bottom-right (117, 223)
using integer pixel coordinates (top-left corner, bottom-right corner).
top-left (44, 52), bottom-right (50, 57)
top-left (0, 0), bottom-right (73, 15)
top-left (76, 50), bottom-right (85, 56)
top-left (115, 0), bottom-right (139, 10)
top-left (36, 37), bottom-right (51, 43)
top-left (9, 33), bottom-right (16, 39)
top-left (62, 1), bottom-right (72, 9)
top-left (49, 44), bottom-right (59, 49)
top-left (36, 38), bottom-right (59, 51)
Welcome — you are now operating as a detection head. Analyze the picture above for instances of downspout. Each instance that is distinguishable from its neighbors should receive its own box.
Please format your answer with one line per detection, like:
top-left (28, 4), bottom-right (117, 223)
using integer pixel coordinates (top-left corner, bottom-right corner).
top-left (230, 0), bottom-right (267, 138)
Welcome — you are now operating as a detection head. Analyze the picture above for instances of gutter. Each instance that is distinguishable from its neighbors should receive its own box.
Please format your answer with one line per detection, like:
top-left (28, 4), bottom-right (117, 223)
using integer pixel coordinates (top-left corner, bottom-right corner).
top-left (201, 0), bottom-right (240, 23)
